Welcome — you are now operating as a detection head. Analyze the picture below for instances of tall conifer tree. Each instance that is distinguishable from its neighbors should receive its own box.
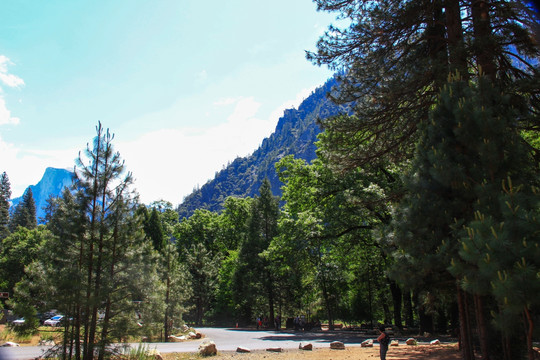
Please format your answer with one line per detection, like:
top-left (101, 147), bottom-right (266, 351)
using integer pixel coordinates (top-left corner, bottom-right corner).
top-left (311, 1), bottom-right (539, 358)
top-left (24, 123), bottom-right (158, 360)
top-left (146, 208), bottom-right (165, 251)
top-left (9, 188), bottom-right (37, 231)
top-left (308, 0), bottom-right (539, 168)
top-left (391, 76), bottom-right (538, 359)
top-left (0, 172), bottom-right (11, 239)
top-left (233, 179), bottom-right (280, 325)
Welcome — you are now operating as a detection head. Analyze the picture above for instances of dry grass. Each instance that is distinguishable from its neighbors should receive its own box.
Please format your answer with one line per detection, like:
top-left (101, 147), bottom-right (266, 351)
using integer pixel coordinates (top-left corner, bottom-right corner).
top-left (0, 324), bottom-right (63, 346)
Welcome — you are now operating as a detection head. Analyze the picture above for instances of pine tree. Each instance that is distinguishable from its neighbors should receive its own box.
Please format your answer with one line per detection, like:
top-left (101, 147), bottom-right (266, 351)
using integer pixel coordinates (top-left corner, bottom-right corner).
top-left (161, 242), bottom-right (190, 342)
top-left (24, 123), bottom-right (157, 360)
top-left (456, 181), bottom-right (540, 360)
top-left (446, 79), bottom-right (540, 360)
top-left (308, 0), bottom-right (539, 168)
top-left (392, 76), bottom-right (538, 359)
top-left (234, 179), bottom-right (280, 326)
top-left (0, 172), bottom-right (11, 239)
top-left (146, 208), bottom-right (165, 251)
top-left (310, 2), bottom-right (539, 357)
top-left (184, 242), bottom-right (219, 326)
top-left (9, 188), bottom-right (37, 231)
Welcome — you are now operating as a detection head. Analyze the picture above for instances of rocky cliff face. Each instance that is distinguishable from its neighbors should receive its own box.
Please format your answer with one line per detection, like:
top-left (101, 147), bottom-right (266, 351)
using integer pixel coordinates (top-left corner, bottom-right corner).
top-left (177, 77), bottom-right (348, 219)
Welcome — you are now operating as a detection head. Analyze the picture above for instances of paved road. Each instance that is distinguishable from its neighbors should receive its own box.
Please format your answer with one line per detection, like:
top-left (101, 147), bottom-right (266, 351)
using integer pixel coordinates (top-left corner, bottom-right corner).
top-left (1, 327), bottom-right (446, 359)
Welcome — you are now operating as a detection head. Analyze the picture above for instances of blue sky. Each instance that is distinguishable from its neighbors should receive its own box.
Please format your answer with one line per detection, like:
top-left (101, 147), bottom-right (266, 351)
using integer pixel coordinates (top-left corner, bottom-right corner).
top-left (0, 0), bottom-right (336, 204)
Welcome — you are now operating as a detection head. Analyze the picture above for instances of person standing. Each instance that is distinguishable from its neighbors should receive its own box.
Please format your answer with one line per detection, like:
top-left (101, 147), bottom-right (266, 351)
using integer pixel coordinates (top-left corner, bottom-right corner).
top-left (377, 326), bottom-right (390, 360)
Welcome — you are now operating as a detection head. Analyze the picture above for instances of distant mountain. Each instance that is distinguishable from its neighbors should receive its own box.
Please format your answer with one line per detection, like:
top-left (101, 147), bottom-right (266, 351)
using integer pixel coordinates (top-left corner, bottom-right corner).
top-left (11, 167), bottom-right (74, 223)
top-left (177, 77), bottom-right (348, 219)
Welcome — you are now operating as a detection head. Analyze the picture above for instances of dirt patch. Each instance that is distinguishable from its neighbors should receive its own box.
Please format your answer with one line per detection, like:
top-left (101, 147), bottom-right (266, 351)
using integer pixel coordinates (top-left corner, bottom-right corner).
top-left (162, 343), bottom-right (462, 360)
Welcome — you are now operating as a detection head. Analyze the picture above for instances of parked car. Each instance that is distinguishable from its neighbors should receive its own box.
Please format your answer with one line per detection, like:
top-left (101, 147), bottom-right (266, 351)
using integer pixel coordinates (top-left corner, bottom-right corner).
top-left (44, 315), bottom-right (63, 326)
top-left (38, 311), bottom-right (57, 325)
top-left (11, 318), bottom-right (25, 326)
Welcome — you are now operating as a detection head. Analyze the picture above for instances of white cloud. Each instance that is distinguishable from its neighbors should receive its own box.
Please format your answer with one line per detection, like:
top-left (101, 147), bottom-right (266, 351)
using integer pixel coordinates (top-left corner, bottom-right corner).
top-left (118, 96), bottom-right (275, 205)
top-left (0, 56), bottom-right (25, 88)
top-left (213, 97), bottom-right (240, 106)
top-left (0, 97), bottom-right (21, 125)
top-left (0, 55), bottom-right (24, 126)
top-left (118, 87), bottom-right (316, 205)
top-left (0, 134), bottom-right (76, 198)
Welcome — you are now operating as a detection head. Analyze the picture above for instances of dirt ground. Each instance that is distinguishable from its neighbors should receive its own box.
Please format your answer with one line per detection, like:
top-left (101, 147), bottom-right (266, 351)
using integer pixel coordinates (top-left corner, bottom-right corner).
top-left (162, 343), bottom-right (463, 360)
top-left (1, 325), bottom-right (464, 359)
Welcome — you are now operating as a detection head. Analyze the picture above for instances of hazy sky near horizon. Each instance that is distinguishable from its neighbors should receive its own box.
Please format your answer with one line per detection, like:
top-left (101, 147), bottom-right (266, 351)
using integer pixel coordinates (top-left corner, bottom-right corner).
top-left (0, 0), bottom-right (336, 205)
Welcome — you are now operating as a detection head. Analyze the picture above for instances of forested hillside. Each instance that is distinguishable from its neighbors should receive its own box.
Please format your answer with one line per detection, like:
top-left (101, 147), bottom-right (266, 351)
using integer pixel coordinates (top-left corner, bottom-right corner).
top-left (177, 77), bottom-right (348, 218)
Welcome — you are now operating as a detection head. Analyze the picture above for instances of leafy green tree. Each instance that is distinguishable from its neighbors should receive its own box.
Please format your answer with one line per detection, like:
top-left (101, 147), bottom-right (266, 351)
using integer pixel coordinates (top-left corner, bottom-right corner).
top-left (139, 201), bottom-right (187, 340)
top-left (131, 242), bottom-right (166, 343)
top-left (274, 154), bottom-right (399, 328)
top-left (0, 172), bottom-right (11, 240)
top-left (176, 209), bottom-right (223, 256)
top-left (0, 226), bottom-right (49, 300)
top-left (174, 209), bottom-right (222, 325)
top-left (9, 188), bottom-right (37, 231)
top-left (9, 285), bottom-right (40, 336)
top-left (220, 196), bottom-right (252, 251)
top-left (211, 196), bottom-right (252, 323)
top-left (184, 243), bottom-right (220, 326)
top-left (233, 179), bottom-right (280, 326)
top-left (212, 249), bottom-right (239, 324)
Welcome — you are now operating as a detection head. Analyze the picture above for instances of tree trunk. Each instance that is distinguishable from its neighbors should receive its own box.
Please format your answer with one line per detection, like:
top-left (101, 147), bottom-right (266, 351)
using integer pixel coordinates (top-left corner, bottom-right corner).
top-left (403, 290), bottom-right (414, 328)
top-left (428, 0), bottom-right (449, 89)
top-left (457, 285), bottom-right (475, 360)
top-left (474, 294), bottom-right (490, 360)
top-left (98, 223), bottom-right (118, 360)
top-left (320, 273), bottom-right (334, 330)
top-left (418, 309), bottom-right (434, 335)
top-left (471, 0), bottom-right (496, 78)
top-left (450, 300), bottom-right (459, 337)
top-left (268, 279), bottom-right (275, 330)
top-left (444, 0), bottom-right (467, 76)
top-left (164, 273), bottom-right (171, 341)
top-left (90, 151), bottom-right (111, 360)
top-left (436, 308), bottom-right (447, 334)
top-left (382, 301), bottom-right (392, 326)
top-left (524, 307), bottom-right (534, 360)
top-left (389, 280), bottom-right (402, 328)
top-left (413, 291), bottom-right (434, 334)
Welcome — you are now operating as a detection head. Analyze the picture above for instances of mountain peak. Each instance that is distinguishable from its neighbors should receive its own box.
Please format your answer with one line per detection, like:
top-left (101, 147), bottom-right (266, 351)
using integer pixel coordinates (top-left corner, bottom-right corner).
top-left (177, 77), bottom-right (342, 218)
top-left (10, 167), bottom-right (74, 223)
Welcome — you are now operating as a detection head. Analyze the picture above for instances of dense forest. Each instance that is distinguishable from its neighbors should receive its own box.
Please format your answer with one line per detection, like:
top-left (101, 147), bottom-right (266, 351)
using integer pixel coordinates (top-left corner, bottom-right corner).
top-left (1, 1), bottom-right (539, 360)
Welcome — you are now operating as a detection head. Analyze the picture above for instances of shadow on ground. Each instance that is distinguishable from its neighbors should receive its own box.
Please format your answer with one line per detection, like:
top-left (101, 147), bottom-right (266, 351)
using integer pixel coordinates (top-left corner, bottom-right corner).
top-left (224, 328), bottom-right (456, 345)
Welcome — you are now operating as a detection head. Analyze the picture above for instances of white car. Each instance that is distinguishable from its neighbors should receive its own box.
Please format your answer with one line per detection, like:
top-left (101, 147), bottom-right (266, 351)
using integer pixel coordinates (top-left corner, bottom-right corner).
top-left (12, 318), bottom-right (25, 326)
top-left (44, 315), bottom-right (63, 326)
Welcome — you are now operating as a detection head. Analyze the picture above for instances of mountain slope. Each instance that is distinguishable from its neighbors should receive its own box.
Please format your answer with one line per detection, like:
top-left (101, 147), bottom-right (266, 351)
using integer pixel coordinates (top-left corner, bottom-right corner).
top-left (177, 77), bottom-right (346, 218)
top-left (11, 167), bottom-right (74, 223)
